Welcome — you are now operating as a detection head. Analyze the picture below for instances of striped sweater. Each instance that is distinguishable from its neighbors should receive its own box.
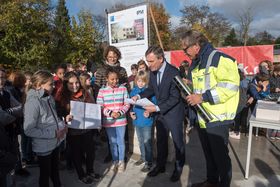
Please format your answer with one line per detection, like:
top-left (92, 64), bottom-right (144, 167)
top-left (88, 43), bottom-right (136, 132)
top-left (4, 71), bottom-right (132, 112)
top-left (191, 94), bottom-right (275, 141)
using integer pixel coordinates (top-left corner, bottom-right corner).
top-left (97, 85), bottom-right (130, 127)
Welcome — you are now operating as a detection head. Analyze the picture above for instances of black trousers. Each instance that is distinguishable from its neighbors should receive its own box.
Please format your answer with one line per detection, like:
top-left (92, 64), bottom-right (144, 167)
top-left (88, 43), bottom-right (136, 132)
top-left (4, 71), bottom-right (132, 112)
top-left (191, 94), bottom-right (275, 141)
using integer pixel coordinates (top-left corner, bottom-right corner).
top-left (156, 117), bottom-right (185, 171)
top-left (197, 124), bottom-right (232, 187)
top-left (37, 147), bottom-right (61, 187)
top-left (0, 175), bottom-right (7, 187)
top-left (67, 131), bottom-right (95, 179)
top-left (234, 106), bottom-right (249, 133)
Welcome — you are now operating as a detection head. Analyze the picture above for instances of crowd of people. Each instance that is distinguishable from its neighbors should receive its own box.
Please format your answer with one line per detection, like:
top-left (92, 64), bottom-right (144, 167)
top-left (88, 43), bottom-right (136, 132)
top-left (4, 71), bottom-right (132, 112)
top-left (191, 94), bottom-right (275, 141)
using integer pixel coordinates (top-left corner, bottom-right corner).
top-left (0, 30), bottom-right (279, 187)
top-left (229, 60), bottom-right (280, 140)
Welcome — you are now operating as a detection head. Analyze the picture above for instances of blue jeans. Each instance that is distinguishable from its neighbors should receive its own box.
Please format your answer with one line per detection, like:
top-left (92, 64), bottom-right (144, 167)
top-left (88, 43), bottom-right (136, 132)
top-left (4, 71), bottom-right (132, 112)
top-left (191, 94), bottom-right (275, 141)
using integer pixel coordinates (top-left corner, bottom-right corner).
top-left (105, 126), bottom-right (126, 162)
top-left (135, 126), bottom-right (152, 163)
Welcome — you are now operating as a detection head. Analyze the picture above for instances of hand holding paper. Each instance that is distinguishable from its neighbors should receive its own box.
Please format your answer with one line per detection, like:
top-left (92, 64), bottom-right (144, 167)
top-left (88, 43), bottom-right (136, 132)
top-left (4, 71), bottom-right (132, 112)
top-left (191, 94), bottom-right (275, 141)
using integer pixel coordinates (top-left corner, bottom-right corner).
top-left (131, 95), bottom-right (139, 102)
top-left (65, 115), bottom-right (73, 122)
top-left (69, 101), bottom-right (101, 129)
top-left (143, 111), bottom-right (150, 118)
top-left (125, 98), bottom-right (154, 107)
top-left (130, 112), bottom-right (136, 120)
top-left (144, 105), bottom-right (157, 113)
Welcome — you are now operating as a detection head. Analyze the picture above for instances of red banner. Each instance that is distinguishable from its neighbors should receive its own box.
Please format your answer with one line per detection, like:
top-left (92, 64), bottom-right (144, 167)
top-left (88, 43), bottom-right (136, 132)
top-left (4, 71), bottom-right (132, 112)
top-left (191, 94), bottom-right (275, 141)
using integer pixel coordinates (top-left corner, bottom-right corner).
top-left (169, 45), bottom-right (274, 75)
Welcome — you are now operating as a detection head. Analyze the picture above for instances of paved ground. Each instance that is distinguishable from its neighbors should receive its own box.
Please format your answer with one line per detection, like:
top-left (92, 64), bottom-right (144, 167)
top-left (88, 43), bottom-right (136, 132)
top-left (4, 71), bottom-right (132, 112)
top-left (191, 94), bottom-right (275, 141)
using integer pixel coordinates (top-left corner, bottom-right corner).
top-left (12, 128), bottom-right (280, 187)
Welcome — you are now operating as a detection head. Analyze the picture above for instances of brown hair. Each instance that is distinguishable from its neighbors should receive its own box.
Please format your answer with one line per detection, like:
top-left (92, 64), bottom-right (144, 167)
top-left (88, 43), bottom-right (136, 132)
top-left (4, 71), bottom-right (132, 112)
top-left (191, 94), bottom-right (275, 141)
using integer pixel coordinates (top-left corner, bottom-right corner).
top-left (24, 71), bottom-right (33, 79)
top-left (273, 63), bottom-right (280, 72)
top-left (31, 70), bottom-right (53, 90)
top-left (0, 68), bottom-right (6, 74)
top-left (131, 64), bottom-right (138, 70)
top-left (134, 70), bottom-right (149, 86)
top-left (145, 46), bottom-right (164, 59)
top-left (103, 45), bottom-right (122, 60)
top-left (79, 72), bottom-right (91, 90)
top-left (255, 73), bottom-right (270, 82)
top-left (259, 60), bottom-right (273, 71)
top-left (137, 60), bottom-right (148, 71)
top-left (0, 68), bottom-right (6, 81)
top-left (59, 71), bottom-right (82, 106)
top-left (8, 71), bottom-right (26, 89)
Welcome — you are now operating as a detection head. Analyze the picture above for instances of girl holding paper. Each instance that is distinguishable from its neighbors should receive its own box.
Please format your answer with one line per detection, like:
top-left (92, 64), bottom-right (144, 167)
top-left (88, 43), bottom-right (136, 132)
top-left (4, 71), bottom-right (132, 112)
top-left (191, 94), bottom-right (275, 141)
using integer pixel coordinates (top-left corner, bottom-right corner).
top-left (55, 72), bottom-right (101, 184)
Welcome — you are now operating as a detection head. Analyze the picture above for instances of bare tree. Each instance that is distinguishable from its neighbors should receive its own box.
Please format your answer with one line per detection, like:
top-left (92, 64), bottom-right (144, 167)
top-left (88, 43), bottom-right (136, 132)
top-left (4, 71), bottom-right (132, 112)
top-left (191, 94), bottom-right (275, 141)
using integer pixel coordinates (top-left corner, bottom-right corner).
top-left (238, 7), bottom-right (254, 46)
top-left (180, 5), bottom-right (231, 46)
top-left (93, 15), bottom-right (107, 42)
top-left (108, 2), bottom-right (128, 13)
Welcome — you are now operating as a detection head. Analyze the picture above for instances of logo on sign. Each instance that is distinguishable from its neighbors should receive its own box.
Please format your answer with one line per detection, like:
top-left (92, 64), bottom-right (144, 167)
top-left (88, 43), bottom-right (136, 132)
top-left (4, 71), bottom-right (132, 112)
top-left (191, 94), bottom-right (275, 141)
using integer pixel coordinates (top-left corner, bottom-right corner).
top-left (198, 77), bottom-right (203, 82)
top-left (137, 10), bottom-right (144, 15)
top-left (110, 16), bottom-right (115, 22)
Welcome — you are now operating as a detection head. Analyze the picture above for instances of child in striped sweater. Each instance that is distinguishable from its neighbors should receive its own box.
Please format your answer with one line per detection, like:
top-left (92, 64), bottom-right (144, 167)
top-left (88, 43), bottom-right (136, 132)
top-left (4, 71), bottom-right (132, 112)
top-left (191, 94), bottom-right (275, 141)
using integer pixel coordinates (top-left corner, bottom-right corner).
top-left (97, 67), bottom-right (130, 173)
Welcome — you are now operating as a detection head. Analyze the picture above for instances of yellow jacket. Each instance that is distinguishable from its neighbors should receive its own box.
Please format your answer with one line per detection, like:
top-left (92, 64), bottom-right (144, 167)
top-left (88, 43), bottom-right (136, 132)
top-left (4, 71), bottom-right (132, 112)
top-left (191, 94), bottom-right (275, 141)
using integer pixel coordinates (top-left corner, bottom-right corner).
top-left (190, 43), bottom-right (240, 128)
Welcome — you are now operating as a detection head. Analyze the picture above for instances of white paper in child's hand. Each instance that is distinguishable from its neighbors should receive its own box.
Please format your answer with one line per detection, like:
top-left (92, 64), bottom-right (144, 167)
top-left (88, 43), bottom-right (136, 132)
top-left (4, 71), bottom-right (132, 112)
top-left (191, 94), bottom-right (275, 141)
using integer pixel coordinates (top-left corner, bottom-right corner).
top-left (125, 98), bottom-right (154, 107)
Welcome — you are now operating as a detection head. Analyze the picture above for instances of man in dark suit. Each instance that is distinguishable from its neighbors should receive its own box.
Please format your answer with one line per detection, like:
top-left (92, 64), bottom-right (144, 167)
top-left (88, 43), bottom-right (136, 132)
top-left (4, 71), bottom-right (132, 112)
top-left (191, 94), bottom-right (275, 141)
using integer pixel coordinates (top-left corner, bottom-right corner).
top-left (132, 46), bottom-right (185, 182)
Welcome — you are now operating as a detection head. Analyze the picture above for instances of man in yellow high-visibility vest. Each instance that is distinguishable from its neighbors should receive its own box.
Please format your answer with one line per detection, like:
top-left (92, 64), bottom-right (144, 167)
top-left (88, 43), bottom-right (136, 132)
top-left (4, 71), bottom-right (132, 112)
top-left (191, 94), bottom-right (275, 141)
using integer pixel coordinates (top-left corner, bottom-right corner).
top-left (181, 30), bottom-right (240, 187)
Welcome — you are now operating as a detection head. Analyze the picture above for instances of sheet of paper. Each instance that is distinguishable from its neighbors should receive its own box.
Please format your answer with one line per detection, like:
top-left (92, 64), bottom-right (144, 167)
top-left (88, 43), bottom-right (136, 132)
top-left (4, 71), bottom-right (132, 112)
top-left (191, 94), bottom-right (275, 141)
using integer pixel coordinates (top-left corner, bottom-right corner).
top-left (84, 103), bottom-right (102, 129)
top-left (125, 98), bottom-right (154, 107)
top-left (69, 100), bottom-right (85, 129)
top-left (69, 101), bottom-right (102, 129)
top-left (125, 98), bottom-right (136, 105)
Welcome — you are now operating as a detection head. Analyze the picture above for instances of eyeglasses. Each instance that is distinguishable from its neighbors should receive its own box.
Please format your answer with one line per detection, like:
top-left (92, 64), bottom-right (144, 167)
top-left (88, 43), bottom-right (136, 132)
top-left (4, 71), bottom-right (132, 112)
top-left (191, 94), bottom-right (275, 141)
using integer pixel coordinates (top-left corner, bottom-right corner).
top-left (183, 44), bottom-right (193, 54)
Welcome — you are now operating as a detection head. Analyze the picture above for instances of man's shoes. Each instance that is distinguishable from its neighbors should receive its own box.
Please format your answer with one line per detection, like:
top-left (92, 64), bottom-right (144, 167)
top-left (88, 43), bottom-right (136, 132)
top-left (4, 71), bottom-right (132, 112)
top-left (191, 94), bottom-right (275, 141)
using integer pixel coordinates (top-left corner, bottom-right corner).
top-left (191, 180), bottom-right (218, 187)
top-left (170, 169), bottom-right (182, 182)
top-left (141, 163), bottom-right (152, 173)
top-left (22, 159), bottom-right (38, 167)
top-left (15, 168), bottom-right (30, 177)
top-left (147, 166), bottom-right (165, 177)
top-left (134, 159), bottom-right (145, 166)
top-left (88, 173), bottom-right (102, 182)
top-left (103, 154), bottom-right (112, 163)
top-left (79, 176), bottom-right (93, 184)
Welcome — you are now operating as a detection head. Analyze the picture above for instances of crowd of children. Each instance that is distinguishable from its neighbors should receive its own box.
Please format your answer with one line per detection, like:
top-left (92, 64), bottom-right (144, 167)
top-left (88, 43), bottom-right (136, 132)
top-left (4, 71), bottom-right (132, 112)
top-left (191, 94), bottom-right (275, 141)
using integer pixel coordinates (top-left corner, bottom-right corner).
top-left (0, 45), bottom-right (157, 187)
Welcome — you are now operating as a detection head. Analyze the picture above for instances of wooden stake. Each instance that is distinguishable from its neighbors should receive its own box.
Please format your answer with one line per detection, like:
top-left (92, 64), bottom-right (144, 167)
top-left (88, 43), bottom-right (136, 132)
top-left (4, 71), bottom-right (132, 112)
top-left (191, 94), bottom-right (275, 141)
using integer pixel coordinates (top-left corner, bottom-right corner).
top-left (149, 5), bottom-right (164, 50)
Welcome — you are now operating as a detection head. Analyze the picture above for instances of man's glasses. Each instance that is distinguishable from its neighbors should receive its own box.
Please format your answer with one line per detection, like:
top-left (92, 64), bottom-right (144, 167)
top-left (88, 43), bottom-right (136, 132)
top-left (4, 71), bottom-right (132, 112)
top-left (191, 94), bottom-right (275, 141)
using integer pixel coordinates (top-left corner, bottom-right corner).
top-left (183, 44), bottom-right (193, 54)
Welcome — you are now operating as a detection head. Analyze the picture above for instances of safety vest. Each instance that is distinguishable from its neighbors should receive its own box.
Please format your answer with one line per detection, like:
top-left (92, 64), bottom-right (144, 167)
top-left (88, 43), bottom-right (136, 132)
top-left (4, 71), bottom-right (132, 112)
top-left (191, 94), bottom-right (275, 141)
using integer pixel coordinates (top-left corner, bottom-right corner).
top-left (191, 50), bottom-right (240, 128)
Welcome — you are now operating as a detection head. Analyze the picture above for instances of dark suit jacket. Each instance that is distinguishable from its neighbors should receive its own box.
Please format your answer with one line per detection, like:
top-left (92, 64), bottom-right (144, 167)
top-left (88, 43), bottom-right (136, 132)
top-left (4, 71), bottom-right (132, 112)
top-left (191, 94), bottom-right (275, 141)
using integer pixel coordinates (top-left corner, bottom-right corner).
top-left (140, 62), bottom-right (185, 127)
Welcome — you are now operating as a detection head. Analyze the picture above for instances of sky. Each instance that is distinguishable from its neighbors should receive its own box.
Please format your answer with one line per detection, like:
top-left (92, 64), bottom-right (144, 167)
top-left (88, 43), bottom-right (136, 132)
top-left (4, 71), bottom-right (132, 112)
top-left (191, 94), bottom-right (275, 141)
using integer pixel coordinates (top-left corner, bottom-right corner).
top-left (61, 0), bottom-right (280, 37)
